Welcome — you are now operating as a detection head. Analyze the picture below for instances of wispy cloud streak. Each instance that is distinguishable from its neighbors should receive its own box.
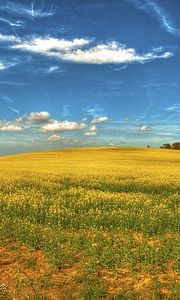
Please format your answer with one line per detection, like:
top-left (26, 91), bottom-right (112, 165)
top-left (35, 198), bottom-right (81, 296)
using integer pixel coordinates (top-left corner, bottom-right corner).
top-left (127, 0), bottom-right (180, 36)
top-left (0, 93), bottom-right (20, 114)
top-left (0, 60), bottom-right (18, 71)
top-left (0, 17), bottom-right (24, 27)
top-left (0, 1), bottom-right (57, 19)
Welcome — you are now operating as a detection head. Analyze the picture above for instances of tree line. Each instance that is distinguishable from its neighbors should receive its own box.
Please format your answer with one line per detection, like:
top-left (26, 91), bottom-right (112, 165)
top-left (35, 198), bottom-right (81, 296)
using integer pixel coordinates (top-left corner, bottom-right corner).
top-left (160, 142), bottom-right (180, 150)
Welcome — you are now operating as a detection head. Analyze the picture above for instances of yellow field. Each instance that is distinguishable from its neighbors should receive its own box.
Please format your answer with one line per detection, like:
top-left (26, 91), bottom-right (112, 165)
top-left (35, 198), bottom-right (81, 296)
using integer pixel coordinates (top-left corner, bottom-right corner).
top-left (0, 147), bottom-right (179, 299)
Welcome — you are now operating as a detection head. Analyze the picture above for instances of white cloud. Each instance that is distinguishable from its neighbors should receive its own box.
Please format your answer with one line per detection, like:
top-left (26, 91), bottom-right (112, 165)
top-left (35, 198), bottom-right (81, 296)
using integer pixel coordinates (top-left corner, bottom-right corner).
top-left (48, 66), bottom-right (59, 73)
top-left (48, 135), bottom-right (65, 141)
top-left (12, 37), bottom-right (89, 55)
top-left (41, 120), bottom-right (87, 132)
top-left (91, 117), bottom-right (109, 124)
top-left (89, 125), bottom-right (97, 132)
top-left (11, 37), bottom-right (173, 64)
top-left (0, 61), bottom-right (17, 71)
top-left (28, 111), bottom-right (51, 123)
top-left (16, 115), bottom-right (28, 123)
top-left (0, 62), bottom-right (6, 71)
top-left (84, 131), bottom-right (96, 136)
top-left (0, 34), bottom-right (20, 42)
top-left (0, 124), bottom-right (24, 131)
top-left (62, 42), bottom-right (172, 64)
top-left (81, 117), bottom-right (88, 122)
top-left (139, 125), bottom-right (152, 132)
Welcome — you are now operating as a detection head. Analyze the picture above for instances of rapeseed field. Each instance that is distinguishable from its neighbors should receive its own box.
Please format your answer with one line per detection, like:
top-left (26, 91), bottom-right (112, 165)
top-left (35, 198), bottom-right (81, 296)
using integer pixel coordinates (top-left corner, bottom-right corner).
top-left (0, 147), bottom-right (179, 299)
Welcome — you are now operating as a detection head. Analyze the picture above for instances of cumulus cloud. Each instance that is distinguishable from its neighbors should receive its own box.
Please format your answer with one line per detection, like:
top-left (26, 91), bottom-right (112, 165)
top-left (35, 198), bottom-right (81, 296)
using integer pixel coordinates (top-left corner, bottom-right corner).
top-left (11, 36), bottom-right (173, 64)
top-left (89, 125), bottom-right (97, 132)
top-left (48, 135), bottom-right (65, 141)
top-left (84, 131), bottom-right (96, 136)
top-left (28, 111), bottom-right (51, 123)
top-left (91, 116), bottom-right (109, 124)
top-left (0, 124), bottom-right (24, 131)
top-left (41, 120), bottom-right (87, 132)
top-left (15, 111), bottom-right (51, 125)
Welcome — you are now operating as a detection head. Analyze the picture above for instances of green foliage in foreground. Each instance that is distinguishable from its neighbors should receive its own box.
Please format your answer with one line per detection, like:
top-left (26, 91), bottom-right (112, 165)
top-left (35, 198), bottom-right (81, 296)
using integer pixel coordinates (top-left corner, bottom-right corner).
top-left (0, 147), bottom-right (180, 299)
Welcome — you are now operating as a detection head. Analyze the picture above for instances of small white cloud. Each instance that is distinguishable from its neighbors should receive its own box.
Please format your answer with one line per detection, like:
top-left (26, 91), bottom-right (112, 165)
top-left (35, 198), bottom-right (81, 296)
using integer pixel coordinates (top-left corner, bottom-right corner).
top-left (0, 34), bottom-right (20, 42)
top-left (0, 124), bottom-right (23, 131)
top-left (91, 116), bottom-right (109, 124)
top-left (28, 111), bottom-right (50, 123)
top-left (0, 63), bottom-right (6, 70)
top-left (139, 125), bottom-right (152, 132)
top-left (41, 120), bottom-right (87, 132)
top-left (48, 66), bottom-right (59, 73)
top-left (89, 125), bottom-right (97, 132)
top-left (81, 117), bottom-right (88, 122)
top-left (16, 115), bottom-right (28, 123)
top-left (84, 131), bottom-right (96, 136)
top-left (48, 135), bottom-right (65, 141)
top-left (0, 60), bottom-right (17, 71)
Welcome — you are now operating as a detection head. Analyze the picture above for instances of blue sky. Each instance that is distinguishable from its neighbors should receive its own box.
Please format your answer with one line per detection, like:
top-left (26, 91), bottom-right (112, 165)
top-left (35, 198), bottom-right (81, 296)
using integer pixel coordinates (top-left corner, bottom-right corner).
top-left (0, 0), bottom-right (179, 155)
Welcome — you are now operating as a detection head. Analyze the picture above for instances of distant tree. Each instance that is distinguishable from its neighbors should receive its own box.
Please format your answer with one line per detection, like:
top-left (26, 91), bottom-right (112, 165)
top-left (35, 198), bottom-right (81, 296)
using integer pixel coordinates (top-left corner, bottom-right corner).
top-left (147, 145), bottom-right (151, 148)
top-left (162, 143), bottom-right (172, 149)
top-left (172, 142), bottom-right (180, 150)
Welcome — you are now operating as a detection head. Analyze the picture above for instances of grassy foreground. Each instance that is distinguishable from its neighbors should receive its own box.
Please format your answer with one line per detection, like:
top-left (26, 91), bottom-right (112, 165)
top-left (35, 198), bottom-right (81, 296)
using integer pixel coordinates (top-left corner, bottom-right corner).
top-left (0, 146), bottom-right (179, 299)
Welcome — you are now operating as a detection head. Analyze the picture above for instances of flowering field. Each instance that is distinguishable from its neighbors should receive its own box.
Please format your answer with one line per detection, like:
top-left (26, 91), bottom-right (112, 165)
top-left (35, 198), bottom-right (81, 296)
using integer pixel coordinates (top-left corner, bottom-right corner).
top-left (0, 147), bottom-right (179, 299)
